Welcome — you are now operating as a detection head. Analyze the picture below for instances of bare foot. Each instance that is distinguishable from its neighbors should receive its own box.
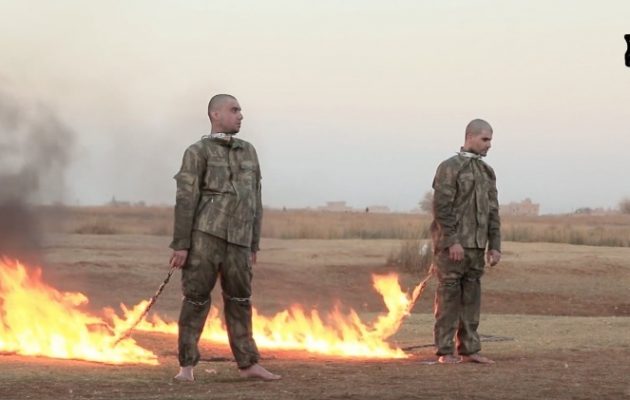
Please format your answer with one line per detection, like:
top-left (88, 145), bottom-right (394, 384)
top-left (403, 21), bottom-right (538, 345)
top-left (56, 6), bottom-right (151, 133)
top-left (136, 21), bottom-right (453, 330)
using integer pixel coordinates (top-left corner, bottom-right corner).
top-left (239, 364), bottom-right (281, 381)
top-left (438, 355), bottom-right (462, 364)
top-left (462, 354), bottom-right (495, 364)
top-left (174, 366), bottom-right (195, 381)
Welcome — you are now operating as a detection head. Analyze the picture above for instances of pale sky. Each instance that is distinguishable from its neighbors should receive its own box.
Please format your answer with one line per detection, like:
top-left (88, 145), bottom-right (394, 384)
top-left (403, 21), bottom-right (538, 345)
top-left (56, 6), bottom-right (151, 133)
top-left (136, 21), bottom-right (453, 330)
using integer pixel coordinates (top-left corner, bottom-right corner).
top-left (1, 0), bottom-right (629, 213)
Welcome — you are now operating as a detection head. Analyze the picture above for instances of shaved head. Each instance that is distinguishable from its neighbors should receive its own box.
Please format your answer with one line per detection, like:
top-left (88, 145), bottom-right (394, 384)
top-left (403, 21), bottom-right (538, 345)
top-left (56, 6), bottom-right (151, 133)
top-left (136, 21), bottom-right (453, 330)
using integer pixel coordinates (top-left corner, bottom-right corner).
top-left (463, 118), bottom-right (494, 156)
top-left (207, 94), bottom-right (243, 134)
top-left (208, 94), bottom-right (237, 121)
top-left (465, 119), bottom-right (493, 137)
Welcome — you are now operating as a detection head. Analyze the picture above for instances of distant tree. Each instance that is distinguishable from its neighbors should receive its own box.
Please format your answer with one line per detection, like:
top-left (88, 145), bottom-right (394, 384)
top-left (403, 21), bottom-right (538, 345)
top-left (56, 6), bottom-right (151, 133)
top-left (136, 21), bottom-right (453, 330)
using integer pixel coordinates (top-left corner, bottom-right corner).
top-left (620, 197), bottom-right (630, 214)
top-left (419, 191), bottom-right (433, 214)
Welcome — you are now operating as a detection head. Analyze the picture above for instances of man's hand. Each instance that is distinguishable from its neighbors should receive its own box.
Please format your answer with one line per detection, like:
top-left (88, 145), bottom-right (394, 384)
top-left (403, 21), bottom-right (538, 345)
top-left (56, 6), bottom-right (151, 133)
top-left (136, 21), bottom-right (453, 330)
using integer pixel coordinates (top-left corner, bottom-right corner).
top-left (448, 243), bottom-right (464, 262)
top-left (251, 252), bottom-right (257, 266)
top-left (170, 249), bottom-right (189, 269)
top-left (486, 249), bottom-right (501, 266)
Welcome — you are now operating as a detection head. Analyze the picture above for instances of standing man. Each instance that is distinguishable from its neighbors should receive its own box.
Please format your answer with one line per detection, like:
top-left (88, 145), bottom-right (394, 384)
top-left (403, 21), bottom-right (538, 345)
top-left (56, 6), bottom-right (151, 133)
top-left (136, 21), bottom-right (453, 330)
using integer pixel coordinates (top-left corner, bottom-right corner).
top-left (430, 119), bottom-right (501, 364)
top-left (169, 94), bottom-right (280, 381)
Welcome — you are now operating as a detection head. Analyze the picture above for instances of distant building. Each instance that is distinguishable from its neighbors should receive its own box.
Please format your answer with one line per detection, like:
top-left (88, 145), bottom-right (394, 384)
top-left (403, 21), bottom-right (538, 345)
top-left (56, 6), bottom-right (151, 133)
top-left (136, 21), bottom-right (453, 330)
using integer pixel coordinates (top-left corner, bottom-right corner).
top-left (366, 205), bottom-right (391, 213)
top-left (108, 196), bottom-right (131, 207)
top-left (574, 207), bottom-right (615, 215)
top-left (500, 198), bottom-right (539, 216)
top-left (107, 196), bottom-right (146, 207)
top-left (318, 201), bottom-right (355, 212)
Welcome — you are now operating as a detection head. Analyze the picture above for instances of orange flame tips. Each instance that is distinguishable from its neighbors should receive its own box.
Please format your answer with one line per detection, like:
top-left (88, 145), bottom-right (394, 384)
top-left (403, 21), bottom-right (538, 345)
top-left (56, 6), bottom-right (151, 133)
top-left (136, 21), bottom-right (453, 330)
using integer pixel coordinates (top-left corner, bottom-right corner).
top-left (0, 258), bottom-right (158, 365)
top-left (135, 273), bottom-right (419, 359)
top-left (2, 257), bottom-right (428, 364)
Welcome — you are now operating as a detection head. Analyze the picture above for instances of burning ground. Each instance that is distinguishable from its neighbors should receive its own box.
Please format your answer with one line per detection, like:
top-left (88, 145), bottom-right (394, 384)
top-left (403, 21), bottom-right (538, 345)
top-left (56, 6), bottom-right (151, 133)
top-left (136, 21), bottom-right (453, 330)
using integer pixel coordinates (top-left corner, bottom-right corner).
top-left (0, 256), bottom-right (426, 364)
top-left (1, 233), bottom-right (629, 399)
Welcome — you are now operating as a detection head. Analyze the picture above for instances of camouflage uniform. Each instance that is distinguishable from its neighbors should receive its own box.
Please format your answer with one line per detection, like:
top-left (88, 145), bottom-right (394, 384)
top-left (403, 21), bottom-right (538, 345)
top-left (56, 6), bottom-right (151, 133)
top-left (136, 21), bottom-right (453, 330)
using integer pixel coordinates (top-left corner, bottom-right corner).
top-left (170, 135), bottom-right (262, 368)
top-left (430, 150), bottom-right (501, 356)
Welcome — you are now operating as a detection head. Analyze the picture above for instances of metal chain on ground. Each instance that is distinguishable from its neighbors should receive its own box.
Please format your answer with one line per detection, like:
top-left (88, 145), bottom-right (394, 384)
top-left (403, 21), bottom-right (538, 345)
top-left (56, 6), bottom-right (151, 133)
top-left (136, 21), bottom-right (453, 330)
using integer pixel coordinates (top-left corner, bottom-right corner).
top-left (113, 266), bottom-right (176, 346)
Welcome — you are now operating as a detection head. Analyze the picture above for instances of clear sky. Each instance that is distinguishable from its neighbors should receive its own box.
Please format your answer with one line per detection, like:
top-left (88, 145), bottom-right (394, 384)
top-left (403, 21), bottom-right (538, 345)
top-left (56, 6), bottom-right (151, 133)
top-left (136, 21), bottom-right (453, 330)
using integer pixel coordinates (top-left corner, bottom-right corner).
top-left (1, 0), bottom-right (629, 213)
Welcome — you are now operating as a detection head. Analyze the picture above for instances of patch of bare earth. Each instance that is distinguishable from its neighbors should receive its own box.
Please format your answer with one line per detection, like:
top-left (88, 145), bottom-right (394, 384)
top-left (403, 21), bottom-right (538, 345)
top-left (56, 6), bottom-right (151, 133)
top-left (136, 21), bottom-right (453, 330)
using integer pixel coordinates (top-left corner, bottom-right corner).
top-left (1, 236), bottom-right (629, 399)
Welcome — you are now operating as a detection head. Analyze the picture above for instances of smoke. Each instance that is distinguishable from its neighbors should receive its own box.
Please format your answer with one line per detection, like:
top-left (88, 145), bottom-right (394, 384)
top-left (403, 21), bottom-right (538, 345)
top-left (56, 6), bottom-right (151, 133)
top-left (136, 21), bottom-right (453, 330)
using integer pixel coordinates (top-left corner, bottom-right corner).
top-left (0, 88), bottom-right (75, 261)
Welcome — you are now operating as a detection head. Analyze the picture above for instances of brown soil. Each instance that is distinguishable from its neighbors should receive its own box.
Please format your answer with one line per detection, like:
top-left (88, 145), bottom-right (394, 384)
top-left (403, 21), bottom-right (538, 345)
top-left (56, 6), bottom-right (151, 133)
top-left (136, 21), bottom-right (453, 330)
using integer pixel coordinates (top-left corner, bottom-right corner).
top-left (1, 235), bottom-right (629, 399)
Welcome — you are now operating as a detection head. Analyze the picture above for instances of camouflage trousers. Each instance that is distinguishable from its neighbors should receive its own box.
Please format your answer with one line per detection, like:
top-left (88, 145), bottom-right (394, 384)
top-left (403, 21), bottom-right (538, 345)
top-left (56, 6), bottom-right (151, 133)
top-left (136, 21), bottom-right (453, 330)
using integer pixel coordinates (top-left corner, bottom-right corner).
top-left (178, 231), bottom-right (259, 368)
top-left (433, 247), bottom-right (485, 356)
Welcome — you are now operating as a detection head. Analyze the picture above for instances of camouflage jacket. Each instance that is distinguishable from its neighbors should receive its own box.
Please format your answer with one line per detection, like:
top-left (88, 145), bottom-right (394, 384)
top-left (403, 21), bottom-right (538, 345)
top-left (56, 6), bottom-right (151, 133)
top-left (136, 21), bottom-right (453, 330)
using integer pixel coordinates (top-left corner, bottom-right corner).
top-left (430, 152), bottom-right (501, 252)
top-left (170, 136), bottom-right (263, 251)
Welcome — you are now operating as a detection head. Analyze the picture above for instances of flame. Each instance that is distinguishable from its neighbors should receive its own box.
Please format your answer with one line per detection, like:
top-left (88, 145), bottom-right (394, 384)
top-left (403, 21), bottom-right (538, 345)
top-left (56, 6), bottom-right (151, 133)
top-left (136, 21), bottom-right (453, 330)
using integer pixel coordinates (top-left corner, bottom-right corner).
top-left (127, 273), bottom-right (430, 359)
top-left (1, 257), bottom-right (431, 364)
top-left (0, 258), bottom-right (158, 365)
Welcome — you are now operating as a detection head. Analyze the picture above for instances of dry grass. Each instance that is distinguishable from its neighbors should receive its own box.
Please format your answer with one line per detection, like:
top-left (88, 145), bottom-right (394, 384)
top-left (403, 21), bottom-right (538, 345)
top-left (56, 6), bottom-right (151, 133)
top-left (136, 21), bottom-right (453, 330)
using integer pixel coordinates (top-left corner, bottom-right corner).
top-left (36, 206), bottom-right (630, 247)
top-left (386, 239), bottom-right (433, 274)
top-left (261, 210), bottom-right (430, 239)
top-left (501, 214), bottom-right (630, 247)
top-left (37, 205), bottom-right (172, 236)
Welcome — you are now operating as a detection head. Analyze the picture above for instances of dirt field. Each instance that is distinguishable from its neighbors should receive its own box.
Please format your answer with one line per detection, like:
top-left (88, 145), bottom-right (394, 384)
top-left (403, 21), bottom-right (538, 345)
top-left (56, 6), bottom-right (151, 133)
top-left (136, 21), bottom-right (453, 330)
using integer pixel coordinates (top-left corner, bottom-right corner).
top-left (2, 234), bottom-right (630, 399)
